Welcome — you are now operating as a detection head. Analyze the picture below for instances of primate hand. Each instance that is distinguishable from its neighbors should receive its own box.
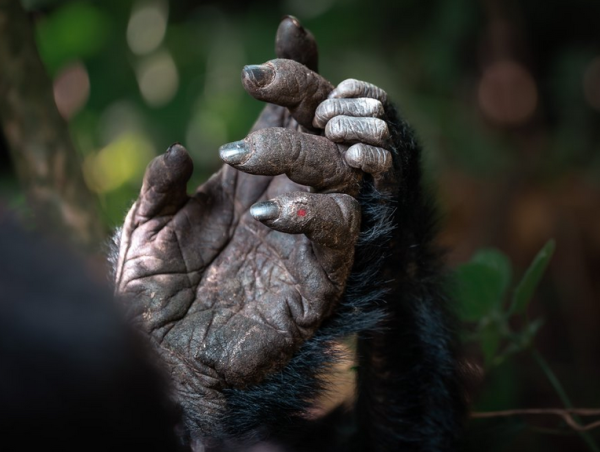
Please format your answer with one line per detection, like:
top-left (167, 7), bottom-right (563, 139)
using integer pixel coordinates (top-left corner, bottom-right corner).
top-left (113, 17), bottom-right (397, 438)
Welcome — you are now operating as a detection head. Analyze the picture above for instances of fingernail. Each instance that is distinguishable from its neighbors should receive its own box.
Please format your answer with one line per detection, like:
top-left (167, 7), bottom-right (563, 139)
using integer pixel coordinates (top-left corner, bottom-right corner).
top-left (243, 64), bottom-right (275, 88)
top-left (166, 142), bottom-right (185, 159)
top-left (219, 140), bottom-right (250, 165)
top-left (250, 201), bottom-right (279, 221)
top-left (282, 15), bottom-right (303, 30)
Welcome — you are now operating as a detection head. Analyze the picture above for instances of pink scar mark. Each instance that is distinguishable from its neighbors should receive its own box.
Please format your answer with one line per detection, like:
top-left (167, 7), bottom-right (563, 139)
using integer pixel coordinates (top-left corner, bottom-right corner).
top-left (297, 209), bottom-right (307, 217)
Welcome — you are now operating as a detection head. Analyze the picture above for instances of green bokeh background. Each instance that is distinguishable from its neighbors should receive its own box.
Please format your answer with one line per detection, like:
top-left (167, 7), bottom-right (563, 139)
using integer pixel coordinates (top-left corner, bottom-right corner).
top-left (21, 0), bottom-right (600, 228)
top-left (3, 0), bottom-right (600, 450)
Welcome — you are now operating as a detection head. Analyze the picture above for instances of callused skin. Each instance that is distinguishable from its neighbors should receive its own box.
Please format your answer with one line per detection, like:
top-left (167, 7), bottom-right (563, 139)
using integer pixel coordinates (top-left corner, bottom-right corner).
top-left (113, 18), bottom-right (395, 439)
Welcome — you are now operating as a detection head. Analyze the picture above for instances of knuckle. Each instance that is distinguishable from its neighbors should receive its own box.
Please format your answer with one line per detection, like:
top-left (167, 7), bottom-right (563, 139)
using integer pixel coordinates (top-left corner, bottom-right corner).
top-left (375, 119), bottom-right (389, 141)
top-left (341, 78), bottom-right (359, 88)
top-left (325, 116), bottom-right (344, 140)
top-left (355, 98), bottom-right (372, 116)
top-left (347, 99), bottom-right (361, 115)
top-left (314, 103), bottom-right (328, 127)
top-left (333, 192), bottom-right (360, 213)
top-left (370, 99), bottom-right (385, 116)
top-left (335, 78), bottom-right (361, 98)
top-left (324, 99), bottom-right (341, 120)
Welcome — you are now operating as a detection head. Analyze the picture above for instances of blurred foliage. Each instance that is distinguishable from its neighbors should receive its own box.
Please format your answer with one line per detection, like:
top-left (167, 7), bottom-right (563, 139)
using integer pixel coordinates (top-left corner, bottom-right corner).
top-left (457, 240), bottom-right (599, 452)
top-left (9, 0), bottom-right (600, 228)
top-left (456, 240), bottom-right (554, 369)
top-left (2, 0), bottom-right (600, 450)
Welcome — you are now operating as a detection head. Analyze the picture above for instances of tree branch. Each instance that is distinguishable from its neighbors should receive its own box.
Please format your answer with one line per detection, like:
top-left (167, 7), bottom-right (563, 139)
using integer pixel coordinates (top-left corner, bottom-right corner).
top-left (0, 0), bottom-right (104, 250)
top-left (472, 408), bottom-right (600, 432)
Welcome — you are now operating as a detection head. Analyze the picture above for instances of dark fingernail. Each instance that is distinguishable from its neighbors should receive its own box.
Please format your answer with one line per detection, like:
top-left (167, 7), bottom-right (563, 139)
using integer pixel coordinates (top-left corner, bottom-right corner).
top-left (250, 201), bottom-right (279, 221)
top-left (166, 142), bottom-right (185, 159)
top-left (243, 64), bottom-right (275, 88)
top-left (281, 15), bottom-right (303, 30)
top-left (219, 140), bottom-right (250, 165)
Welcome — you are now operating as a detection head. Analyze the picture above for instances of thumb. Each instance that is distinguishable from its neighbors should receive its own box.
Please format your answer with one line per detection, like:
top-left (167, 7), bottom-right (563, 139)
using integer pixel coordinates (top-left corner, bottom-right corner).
top-left (135, 143), bottom-right (193, 221)
top-left (275, 15), bottom-right (319, 73)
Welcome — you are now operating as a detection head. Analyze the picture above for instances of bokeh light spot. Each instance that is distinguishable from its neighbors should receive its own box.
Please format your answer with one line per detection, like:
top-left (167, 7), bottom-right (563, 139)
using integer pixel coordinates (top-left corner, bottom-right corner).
top-left (53, 61), bottom-right (90, 120)
top-left (83, 133), bottom-right (155, 193)
top-left (127, 0), bottom-right (168, 56)
top-left (136, 51), bottom-right (179, 107)
top-left (478, 60), bottom-right (538, 126)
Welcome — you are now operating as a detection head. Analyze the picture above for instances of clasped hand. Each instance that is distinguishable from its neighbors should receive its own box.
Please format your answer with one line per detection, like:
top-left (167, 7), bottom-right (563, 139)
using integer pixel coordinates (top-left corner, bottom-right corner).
top-left (113, 17), bottom-right (395, 436)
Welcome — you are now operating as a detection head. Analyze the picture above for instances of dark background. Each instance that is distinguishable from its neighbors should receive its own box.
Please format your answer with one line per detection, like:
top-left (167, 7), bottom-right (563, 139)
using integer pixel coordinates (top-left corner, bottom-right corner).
top-left (1, 0), bottom-right (599, 450)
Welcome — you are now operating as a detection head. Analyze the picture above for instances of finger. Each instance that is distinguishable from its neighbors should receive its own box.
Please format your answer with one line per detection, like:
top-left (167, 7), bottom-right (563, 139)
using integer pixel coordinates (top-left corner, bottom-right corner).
top-left (219, 128), bottom-right (360, 195)
top-left (250, 16), bottom-right (320, 132)
top-left (250, 192), bottom-right (359, 249)
top-left (329, 79), bottom-right (388, 104)
top-left (275, 15), bottom-right (319, 73)
top-left (251, 192), bottom-right (360, 283)
top-left (313, 98), bottom-right (385, 129)
top-left (325, 116), bottom-right (390, 147)
top-left (345, 143), bottom-right (393, 175)
top-left (242, 59), bottom-right (334, 130)
top-left (136, 143), bottom-right (193, 219)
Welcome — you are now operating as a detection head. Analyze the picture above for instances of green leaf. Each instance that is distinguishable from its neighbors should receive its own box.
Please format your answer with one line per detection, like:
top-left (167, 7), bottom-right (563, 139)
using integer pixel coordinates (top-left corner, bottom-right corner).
top-left (480, 322), bottom-right (501, 368)
top-left (471, 248), bottom-right (512, 295)
top-left (454, 248), bottom-right (512, 322)
top-left (454, 262), bottom-right (507, 322)
top-left (510, 240), bottom-right (556, 315)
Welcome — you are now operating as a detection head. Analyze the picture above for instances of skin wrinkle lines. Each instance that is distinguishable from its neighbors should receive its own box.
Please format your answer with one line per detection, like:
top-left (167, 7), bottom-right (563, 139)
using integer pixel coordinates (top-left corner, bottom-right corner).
top-left (111, 16), bottom-right (463, 447)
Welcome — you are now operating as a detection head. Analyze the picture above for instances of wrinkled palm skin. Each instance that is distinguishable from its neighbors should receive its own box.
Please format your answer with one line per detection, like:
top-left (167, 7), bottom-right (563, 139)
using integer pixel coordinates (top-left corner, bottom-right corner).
top-left (113, 18), bottom-right (360, 434)
top-left (113, 16), bottom-right (466, 451)
top-left (114, 147), bottom-right (355, 420)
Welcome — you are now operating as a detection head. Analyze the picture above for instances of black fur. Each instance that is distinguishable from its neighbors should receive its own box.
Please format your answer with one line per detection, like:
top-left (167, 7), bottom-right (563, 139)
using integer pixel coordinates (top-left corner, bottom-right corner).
top-left (353, 105), bottom-right (466, 451)
top-left (0, 215), bottom-right (183, 452)
top-left (106, 105), bottom-right (466, 451)
top-left (211, 105), bottom-right (467, 450)
top-left (216, 182), bottom-right (392, 437)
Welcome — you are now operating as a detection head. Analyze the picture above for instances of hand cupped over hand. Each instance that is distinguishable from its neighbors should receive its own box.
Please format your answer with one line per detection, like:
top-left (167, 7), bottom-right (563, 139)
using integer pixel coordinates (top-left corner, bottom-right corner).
top-left (113, 16), bottom-right (397, 437)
